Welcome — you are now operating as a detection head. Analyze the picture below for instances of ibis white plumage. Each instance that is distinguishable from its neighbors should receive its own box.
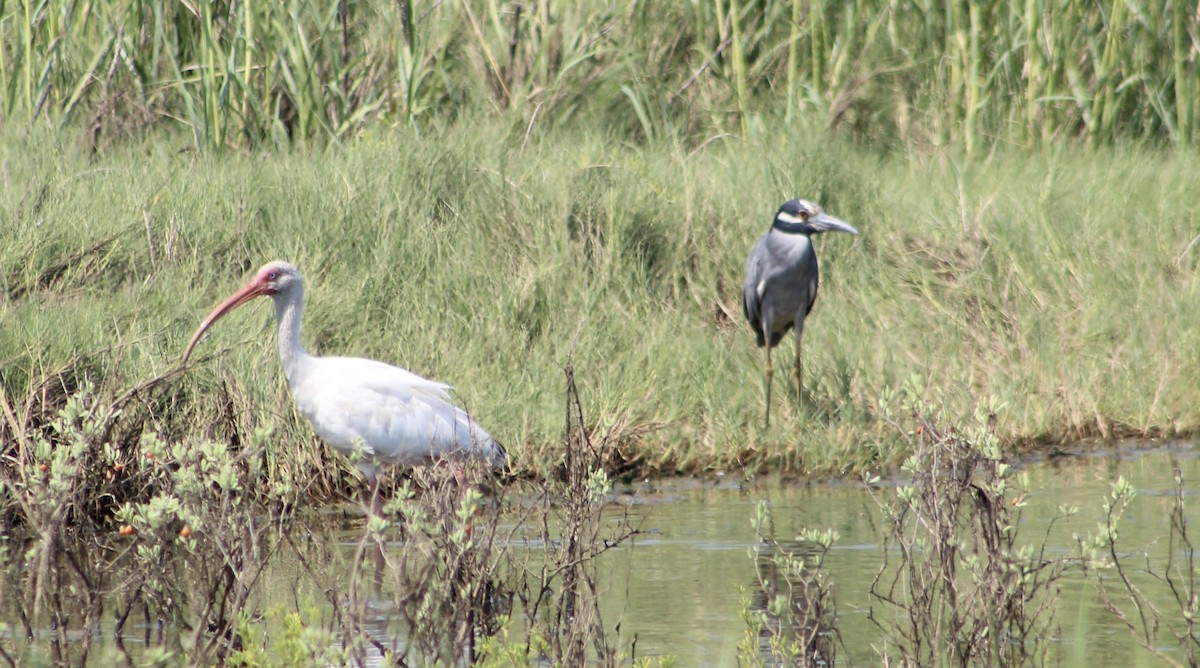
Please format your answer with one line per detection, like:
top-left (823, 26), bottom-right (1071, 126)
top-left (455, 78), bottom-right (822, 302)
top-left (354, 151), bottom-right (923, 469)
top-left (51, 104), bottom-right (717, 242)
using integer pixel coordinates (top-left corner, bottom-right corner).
top-left (182, 261), bottom-right (506, 480)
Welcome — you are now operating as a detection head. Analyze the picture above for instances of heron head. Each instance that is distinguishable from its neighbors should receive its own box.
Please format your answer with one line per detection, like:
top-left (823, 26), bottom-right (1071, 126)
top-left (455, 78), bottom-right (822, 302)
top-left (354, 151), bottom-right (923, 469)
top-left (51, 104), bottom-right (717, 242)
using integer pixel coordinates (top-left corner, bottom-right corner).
top-left (772, 199), bottom-right (858, 236)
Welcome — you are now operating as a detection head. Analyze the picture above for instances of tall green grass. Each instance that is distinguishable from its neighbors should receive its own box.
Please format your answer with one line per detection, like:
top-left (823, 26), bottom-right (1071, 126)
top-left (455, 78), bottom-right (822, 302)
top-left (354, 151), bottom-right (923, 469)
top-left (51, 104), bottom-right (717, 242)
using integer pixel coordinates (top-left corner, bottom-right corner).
top-left (1, 0), bottom-right (1196, 152)
top-left (4, 121), bottom-right (1200, 478)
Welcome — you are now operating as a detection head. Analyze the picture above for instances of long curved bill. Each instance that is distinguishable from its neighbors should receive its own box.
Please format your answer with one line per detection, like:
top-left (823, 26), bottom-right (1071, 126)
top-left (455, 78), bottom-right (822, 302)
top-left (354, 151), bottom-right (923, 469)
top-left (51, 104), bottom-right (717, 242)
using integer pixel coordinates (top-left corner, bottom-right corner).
top-left (182, 281), bottom-right (268, 364)
top-left (813, 212), bottom-right (858, 235)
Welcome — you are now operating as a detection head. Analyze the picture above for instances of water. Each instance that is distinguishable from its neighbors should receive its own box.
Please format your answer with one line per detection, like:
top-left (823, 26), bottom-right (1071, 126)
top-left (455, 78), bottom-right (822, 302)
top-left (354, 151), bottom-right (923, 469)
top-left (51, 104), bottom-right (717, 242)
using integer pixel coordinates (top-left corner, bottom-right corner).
top-left (4, 443), bottom-right (1199, 665)
top-left (575, 444), bottom-right (1200, 665)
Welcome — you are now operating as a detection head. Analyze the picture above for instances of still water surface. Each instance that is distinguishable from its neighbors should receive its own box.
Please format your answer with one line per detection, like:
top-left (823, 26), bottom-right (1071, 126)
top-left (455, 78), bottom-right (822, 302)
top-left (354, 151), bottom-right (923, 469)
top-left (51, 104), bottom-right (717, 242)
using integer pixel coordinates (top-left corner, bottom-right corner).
top-left (6, 443), bottom-right (1197, 665)
top-left (464, 443), bottom-right (1198, 666)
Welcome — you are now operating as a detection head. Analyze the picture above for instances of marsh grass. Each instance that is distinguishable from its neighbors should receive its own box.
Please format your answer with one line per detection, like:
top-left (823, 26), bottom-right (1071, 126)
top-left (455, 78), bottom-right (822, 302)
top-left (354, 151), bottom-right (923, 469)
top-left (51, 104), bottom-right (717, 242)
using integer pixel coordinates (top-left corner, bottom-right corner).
top-left (1, 0), bottom-right (1197, 151)
top-left (0, 364), bottom-right (638, 665)
top-left (1077, 463), bottom-right (1200, 665)
top-left (286, 463), bottom-right (516, 665)
top-left (0, 379), bottom-right (296, 665)
top-left (867, 385), bottom-right (1074, 666)
top-left (6, 121), bottom-right (1200, 481)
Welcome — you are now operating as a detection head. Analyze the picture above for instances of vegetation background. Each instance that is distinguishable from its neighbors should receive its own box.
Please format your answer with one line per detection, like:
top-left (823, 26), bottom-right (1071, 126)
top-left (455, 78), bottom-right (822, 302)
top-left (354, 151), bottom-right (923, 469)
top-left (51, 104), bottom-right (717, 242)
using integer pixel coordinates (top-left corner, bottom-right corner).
top-left (4, 0), bottom-right (1200, 480)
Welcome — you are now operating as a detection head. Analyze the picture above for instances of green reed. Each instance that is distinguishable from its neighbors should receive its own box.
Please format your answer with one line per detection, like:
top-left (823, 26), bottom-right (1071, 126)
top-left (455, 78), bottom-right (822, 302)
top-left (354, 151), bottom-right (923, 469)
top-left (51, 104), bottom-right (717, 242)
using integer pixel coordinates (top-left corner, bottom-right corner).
top-left (1, 0), bottom-right (1196, 151)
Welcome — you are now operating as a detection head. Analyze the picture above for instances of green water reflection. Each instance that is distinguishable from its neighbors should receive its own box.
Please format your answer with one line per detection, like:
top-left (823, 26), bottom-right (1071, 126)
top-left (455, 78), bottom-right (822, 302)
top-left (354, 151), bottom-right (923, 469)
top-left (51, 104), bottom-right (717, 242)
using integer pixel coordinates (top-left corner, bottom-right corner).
top-left (585, 445), bottom-right (1200, 666)
top-left (4, 444), bottom-right (1198, 666)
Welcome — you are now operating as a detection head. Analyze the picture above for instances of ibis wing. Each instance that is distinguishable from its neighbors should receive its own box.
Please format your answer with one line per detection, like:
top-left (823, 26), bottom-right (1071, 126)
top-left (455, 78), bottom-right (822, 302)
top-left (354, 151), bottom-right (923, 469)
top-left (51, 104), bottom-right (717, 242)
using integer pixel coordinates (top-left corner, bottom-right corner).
top-left (322, 356), bottom-right (454, 399)
top-left (328, 386), bottom-right (495, 463)
top-left (297, 356), bottom-right (501, 466)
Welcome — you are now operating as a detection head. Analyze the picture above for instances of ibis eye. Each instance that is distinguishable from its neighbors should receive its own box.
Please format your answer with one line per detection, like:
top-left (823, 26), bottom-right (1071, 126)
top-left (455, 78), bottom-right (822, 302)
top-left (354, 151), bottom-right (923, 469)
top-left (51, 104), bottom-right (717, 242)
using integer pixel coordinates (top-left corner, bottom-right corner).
top-left (268, 271), bottom-right (278, 280)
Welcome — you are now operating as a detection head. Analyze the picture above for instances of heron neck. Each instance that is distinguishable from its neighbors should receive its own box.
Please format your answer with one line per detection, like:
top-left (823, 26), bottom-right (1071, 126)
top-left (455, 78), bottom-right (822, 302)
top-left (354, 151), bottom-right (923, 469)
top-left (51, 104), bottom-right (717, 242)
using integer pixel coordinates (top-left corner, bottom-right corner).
top-left (273, 286), bottom-right (310, 386)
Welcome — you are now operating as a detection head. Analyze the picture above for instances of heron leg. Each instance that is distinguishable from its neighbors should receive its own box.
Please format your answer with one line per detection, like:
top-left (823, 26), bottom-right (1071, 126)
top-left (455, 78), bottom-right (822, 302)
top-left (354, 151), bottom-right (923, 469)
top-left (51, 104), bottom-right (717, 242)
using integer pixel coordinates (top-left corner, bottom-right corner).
top-left (763, 343), bottom-right (774, 428)
top-left (793, 330), bottom-right (804, 408)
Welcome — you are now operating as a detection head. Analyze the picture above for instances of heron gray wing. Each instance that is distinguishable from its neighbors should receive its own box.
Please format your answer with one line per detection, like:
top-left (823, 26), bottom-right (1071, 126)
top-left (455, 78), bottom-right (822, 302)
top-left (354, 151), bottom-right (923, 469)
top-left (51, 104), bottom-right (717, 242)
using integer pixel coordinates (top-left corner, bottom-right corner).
top-left (754, 231), bottom-right (821, 346)
top-left (796, 241), bottom-right (820, 318)
top-left (742, 235), bottom-right (770, 347)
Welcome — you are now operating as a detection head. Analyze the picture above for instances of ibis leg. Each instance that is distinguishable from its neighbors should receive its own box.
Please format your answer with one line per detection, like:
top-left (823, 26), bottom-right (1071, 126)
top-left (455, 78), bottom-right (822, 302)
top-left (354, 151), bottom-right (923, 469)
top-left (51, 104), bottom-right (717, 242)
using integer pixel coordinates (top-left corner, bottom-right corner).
top-left (763, 344), bottom-right (774, 428)
top-left (367, 475), bottom-right (386, 589)
top-left (368, 476), bottom-right (383, 518)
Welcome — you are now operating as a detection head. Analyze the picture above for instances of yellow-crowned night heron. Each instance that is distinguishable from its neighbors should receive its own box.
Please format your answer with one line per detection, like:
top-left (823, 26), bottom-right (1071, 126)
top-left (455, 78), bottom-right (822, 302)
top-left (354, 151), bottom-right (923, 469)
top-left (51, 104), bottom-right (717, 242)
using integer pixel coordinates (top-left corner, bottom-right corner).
top-left (742, 199), bottom-right (858, 427)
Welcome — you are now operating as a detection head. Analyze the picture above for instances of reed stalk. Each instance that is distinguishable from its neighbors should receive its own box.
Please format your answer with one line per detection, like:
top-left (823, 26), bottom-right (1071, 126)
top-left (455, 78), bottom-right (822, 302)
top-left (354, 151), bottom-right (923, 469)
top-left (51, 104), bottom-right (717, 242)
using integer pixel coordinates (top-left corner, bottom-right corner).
top-left (784, 0), bottom-right (801, 123)
top-left (0, 1), bottom-right (1197, 151)
top-left (727, 0), bottom-right (750, 138)
top-left (1172, 0), bottom-right (1193, 144)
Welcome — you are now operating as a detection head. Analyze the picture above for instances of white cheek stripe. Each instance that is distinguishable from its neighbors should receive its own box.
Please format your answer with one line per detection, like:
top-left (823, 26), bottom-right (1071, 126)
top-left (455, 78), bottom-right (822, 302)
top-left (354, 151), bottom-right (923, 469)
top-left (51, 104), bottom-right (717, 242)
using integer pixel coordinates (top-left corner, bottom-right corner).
top-left (777, 211), bottom-right (807, 225)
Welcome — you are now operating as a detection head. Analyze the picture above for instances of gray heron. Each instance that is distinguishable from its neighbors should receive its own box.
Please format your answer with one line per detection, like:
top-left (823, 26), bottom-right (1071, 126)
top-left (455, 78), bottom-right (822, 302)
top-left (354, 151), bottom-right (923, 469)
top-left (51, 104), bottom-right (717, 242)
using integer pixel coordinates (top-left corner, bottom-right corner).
top-left (742, 199), bottom-right (858, 427)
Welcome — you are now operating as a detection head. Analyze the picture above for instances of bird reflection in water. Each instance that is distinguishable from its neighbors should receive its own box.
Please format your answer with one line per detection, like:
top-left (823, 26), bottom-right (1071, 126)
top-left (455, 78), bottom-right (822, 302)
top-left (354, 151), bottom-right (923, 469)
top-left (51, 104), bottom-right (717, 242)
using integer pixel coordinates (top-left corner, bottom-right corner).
top-left (749, 538), bottom-right (838, 667)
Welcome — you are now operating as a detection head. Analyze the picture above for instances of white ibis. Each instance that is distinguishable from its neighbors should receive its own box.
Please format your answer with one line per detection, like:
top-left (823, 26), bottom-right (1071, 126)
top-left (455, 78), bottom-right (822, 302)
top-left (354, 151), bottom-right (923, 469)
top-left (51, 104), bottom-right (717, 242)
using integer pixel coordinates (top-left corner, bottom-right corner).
top-left (182, 261), bottom-right (507, 490)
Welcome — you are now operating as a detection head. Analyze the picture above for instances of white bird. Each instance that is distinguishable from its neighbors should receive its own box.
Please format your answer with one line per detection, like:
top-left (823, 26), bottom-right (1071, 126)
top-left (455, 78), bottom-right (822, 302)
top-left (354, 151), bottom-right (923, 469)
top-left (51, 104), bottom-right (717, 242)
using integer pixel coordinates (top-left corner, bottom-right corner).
top-left (182, 261), bottom-right (506, 488)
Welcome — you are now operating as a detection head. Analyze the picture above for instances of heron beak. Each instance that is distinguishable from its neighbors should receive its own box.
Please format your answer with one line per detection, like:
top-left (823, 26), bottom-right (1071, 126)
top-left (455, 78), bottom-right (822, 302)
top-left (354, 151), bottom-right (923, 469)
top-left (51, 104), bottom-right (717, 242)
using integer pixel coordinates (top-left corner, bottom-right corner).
top-left (182, 280), bottom-right (269, 364)
top-left (814, 212), bottom-right (858, 235)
